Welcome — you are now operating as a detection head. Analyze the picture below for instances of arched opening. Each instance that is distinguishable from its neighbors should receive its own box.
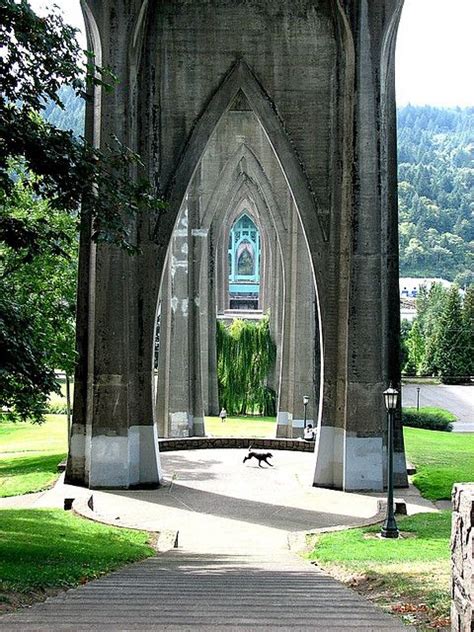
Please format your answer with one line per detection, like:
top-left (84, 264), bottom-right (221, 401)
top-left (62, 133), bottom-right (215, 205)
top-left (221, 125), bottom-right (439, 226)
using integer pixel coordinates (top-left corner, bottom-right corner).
top-left (228, 213), bottom-right (261, 311)
top-left (153, 62), bottom-right (322, 440)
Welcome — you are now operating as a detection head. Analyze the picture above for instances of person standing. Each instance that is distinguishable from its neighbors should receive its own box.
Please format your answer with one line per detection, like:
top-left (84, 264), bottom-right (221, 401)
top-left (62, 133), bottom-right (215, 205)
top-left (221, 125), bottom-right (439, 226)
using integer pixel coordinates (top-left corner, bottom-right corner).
top-left (219, 407), bottom-right (227, 422)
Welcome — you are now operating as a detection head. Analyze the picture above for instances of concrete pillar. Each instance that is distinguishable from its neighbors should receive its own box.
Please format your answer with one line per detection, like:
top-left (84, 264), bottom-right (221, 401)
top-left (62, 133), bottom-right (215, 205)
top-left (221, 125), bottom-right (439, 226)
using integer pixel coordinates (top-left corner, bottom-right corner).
top-left (66, 0), bottom-right (160, 488)
top-left (277, 201), bottom-right (317, 438)
top-left (313, 0), bottom-right (407, 491)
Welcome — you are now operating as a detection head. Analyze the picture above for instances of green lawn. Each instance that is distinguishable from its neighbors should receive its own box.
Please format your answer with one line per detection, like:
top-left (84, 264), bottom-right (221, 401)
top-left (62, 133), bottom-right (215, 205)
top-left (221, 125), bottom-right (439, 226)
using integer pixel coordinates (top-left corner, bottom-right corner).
top-left (309, 428), bottom-right (474, 628)
top-left (0, 509), bottom-right (154, 609)
top-left (404, 426), bottom-right (474, 500)
top-left (0, 416), bottom-right (67, 497)
top-left (205, 415), bottom-right (276, 437)
top-left (309, 512), bottom-right (452, 627)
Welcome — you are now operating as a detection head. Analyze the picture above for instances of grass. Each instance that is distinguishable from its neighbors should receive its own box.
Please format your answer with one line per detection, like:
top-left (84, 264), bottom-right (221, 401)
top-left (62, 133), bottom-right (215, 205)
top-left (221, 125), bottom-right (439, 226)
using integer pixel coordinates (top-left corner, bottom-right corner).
top-left (404, 426), bottom-right (474, 500)
top-left (308, 428), bottom-right (473, 629)
top-left (0, 415), bottom-right (68, 497)
top-left (205, 415), bottom-right (276, 437)
top-left (309, 512), bottom-right (452, 629)
top-left (0, 509), bottom-right (154, 610)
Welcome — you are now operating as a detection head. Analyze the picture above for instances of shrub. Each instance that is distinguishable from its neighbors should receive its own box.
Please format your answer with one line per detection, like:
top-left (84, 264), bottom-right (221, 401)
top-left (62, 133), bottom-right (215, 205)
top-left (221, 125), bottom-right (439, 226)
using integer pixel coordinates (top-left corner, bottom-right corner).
top-left (402, 407), bottom-right (455, 432)
top-left (47, 402), bottom-right (71, 415)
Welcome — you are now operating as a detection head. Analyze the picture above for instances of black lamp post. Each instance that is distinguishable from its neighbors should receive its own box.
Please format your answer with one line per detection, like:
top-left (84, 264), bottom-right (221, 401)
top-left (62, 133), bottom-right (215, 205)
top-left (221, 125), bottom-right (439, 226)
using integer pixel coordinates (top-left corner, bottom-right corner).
top-left (303, 396), bottom-right (309, 429)
top-left (381, 384), bottom-right (399, 539)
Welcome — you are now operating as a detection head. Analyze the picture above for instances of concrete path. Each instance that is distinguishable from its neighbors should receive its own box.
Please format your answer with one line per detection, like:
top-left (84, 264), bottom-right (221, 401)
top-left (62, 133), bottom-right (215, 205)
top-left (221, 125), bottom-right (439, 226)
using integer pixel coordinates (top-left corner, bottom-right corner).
top-left (402, 383), bottom-right (474, 431)
top-left (0, 449), bottom-right (419, 630)
top-left (0, 551), bottom-right (408, 631)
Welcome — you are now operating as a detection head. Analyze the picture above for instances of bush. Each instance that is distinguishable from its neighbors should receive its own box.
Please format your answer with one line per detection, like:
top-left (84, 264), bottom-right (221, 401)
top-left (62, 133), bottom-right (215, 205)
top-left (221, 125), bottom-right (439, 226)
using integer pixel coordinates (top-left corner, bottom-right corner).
top-left (47, 402), bottom-right (71, 415)
top-left (402, 407), bottom-right (456, 432)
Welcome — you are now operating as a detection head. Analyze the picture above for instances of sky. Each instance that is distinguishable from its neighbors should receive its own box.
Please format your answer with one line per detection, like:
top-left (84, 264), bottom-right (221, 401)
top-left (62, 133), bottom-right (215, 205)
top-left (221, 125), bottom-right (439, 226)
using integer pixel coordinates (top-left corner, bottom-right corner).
top-left (30, 0), bottom-right (474, 108)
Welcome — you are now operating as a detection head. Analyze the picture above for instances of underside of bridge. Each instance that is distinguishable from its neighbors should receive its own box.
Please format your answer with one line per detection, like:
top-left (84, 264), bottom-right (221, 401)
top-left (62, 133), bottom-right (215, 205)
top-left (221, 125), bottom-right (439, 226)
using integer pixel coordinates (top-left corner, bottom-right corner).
top-left (66, 0), bottom-right (408, 492)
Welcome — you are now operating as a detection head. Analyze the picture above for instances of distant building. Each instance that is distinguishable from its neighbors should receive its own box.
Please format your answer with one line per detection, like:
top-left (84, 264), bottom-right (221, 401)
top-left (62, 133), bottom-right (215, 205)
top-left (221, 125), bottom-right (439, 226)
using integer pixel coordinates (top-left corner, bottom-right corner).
top-left (399, 277), bottom-right (454, 322)
top-left (399, 277), bottom-right (452, 299)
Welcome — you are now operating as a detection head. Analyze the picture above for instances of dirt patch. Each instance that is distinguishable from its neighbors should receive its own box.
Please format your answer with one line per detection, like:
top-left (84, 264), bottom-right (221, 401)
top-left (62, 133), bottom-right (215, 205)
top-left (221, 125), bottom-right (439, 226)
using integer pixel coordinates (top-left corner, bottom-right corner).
top-left (312, 563), bottom-right (450, 631)
top-left (363, 531), bottom-right (417, 540)
top-left (0, 587), bottom-right (67, 615)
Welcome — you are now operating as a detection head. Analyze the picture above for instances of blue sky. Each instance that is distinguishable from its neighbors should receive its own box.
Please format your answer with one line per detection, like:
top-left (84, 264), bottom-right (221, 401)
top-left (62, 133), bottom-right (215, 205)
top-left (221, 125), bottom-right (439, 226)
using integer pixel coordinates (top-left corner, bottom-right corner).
top-left (30, 0), bottom-right (474, 107)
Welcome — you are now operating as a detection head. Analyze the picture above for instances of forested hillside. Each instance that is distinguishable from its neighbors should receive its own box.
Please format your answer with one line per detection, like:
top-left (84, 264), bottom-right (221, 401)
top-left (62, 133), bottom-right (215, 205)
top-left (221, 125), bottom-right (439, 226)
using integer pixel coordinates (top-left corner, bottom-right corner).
top-left (43, 94), bottom-right (473, 284)
top-left (43, 86), bottom-right (85, 138)
top-left (397, 105), bottom-right (473, 286)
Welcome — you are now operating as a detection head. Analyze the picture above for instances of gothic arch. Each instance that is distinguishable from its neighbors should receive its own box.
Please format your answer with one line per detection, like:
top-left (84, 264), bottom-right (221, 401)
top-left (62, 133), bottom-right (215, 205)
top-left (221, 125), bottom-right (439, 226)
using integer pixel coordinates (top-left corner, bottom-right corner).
top-left (68, 1), bottom-right (408, 492)
top-left (154, 59), bottom-right (327, 282)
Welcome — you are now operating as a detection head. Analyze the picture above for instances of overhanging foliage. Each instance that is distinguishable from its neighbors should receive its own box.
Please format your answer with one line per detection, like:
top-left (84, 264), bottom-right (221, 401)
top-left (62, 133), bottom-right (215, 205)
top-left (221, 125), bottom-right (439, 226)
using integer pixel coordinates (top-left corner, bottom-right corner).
top-left (216, 317), bottom-right (276, 416)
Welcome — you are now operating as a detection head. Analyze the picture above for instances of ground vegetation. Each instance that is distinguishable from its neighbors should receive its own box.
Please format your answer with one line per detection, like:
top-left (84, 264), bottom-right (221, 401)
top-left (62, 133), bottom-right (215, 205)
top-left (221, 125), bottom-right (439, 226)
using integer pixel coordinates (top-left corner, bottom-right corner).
top-left (0, 509), bottom-right (154, 613)
top-left (401, 407), bottom-right (455, 432)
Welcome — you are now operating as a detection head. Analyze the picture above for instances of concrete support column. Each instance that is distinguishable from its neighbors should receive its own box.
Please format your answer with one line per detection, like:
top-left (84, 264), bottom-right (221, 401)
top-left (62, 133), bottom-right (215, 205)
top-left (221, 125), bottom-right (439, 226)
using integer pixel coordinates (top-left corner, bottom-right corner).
top-left (277, 201), bottom-right (316, 438)
top-left (66, 0), bottom-right (160, 488)
top-left (188, 185), bottom-right (206, 435)
top-left (315, 0), bottom-right (406, 492)
top-left (201, 225), bottom-right (220, 416)
top-left (155, 263), bottom-right (171, 437)
top-left (159, 204), bottom-right (194, 437)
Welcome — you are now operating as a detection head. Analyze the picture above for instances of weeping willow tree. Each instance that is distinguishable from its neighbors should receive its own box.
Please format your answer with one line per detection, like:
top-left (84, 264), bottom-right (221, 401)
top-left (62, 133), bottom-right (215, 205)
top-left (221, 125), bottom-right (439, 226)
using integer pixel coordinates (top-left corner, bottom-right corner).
top-left (216, 316), bottom-right (276, 416)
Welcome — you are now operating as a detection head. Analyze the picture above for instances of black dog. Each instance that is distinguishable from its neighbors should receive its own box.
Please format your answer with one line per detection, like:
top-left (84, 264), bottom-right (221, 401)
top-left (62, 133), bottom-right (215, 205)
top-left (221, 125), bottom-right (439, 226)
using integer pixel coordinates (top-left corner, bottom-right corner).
top-left (243, 450), bottom-right (273, 467)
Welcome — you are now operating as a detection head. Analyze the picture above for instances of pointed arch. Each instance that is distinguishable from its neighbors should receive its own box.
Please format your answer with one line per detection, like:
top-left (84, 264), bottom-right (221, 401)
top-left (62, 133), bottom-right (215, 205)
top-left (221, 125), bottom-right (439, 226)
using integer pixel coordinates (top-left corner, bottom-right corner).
top-left (155, 59), bottom-right (327, 252)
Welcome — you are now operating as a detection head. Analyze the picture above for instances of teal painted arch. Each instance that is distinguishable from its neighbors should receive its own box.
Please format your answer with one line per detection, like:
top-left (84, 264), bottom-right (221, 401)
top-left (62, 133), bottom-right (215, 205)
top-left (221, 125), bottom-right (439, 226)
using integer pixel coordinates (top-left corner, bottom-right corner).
top-left (228, 213), bottom-right (261, 285)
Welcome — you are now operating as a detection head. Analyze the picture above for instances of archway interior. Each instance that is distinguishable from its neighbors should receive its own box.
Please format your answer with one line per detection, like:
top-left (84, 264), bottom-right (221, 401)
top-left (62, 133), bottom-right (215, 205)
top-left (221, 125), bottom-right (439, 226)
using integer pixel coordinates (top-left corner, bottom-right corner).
top-left (154, 91), bottom-right (321, 440)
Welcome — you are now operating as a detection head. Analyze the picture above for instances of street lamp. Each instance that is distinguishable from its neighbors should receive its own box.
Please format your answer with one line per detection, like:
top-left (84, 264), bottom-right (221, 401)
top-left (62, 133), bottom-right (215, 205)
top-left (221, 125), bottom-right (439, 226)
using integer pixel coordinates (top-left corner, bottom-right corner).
top-left (381, 383), bottom-right (399, 539)
top-left (303, 395), bottom-right (309, 430)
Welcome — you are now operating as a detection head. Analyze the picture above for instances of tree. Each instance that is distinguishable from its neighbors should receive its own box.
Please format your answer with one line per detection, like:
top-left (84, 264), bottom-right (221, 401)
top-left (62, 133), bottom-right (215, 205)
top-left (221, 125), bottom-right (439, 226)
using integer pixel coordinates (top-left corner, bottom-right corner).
top-left (462, 285), bottom-right (474, 377)
top-left (405, 320), bottom-right (425, 375)
top-left (433, 286), bottom-right (469, 383)
top-left (1, 172), bottom-right (77, 422)
top-left (400, 319), bottom-right (413, 374)
top-left (417, 283), bottom-right (448, 374)
top-left (0, 0), bottom-right (164, 422)
top-left (397, 104), bottom-right (473, 281)
top-left (216, 317), bottom-right (276, 416)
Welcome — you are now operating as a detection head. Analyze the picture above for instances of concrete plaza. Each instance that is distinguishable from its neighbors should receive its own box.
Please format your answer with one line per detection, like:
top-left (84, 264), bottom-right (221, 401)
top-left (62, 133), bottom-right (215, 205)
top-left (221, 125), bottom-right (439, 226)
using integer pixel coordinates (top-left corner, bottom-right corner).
top-left (0, 449), bottom-right (428, 630)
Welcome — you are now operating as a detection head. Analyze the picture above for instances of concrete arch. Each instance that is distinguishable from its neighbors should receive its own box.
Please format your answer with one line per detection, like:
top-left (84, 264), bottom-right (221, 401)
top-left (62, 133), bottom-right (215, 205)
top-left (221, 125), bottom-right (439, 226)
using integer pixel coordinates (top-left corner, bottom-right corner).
top-left (201, 142), bottom-right (288, 235)
top-left (68, 1), bottom-right (408, 492)
top-left (213, 180), bottom-right (284, 316)
top-left (154, 59), bottom-right (326, 290)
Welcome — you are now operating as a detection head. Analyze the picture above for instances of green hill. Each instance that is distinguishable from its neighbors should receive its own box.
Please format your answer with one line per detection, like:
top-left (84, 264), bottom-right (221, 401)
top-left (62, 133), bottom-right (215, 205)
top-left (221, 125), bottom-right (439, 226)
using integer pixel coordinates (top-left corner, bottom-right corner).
top-left (397, 105), bottom-right (473, 286)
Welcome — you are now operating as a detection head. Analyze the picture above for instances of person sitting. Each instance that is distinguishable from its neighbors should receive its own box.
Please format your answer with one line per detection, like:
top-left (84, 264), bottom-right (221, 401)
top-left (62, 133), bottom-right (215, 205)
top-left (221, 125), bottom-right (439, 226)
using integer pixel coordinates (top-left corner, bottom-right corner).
top-left (303, 424), bottom-right (316, 441)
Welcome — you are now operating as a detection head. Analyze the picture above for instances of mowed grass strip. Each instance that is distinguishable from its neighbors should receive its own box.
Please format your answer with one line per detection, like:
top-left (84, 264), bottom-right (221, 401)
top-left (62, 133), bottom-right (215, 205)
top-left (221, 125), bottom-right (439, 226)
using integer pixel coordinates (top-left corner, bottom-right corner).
top-left (0, 509), bottom-right (154, 609)
top-left (0, 453), bottom-right (66, 498)
top-left (404, 426), bottom-right (474, 500)
top-left (309, 511), bottom-right (452, 626)
top-left (205, 415), bottom-right (276, 437)
top-left (0, 415), bottom-right (67, 454)
top-left (0, 416), bottom-right (67, 497)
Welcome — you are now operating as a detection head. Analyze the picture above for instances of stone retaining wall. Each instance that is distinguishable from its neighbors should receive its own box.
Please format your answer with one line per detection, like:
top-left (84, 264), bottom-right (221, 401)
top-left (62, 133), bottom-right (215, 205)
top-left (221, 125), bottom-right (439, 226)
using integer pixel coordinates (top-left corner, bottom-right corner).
top-left (158, 437), bottom-right (315, 452)
top-left (451, 483), bottom-right (474, 632)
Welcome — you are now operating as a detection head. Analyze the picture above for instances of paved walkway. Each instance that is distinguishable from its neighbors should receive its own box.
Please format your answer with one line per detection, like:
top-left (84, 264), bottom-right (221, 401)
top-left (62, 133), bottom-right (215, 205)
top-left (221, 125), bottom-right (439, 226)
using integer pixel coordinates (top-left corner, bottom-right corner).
top-left (0, 449), bottom-right (422, 630)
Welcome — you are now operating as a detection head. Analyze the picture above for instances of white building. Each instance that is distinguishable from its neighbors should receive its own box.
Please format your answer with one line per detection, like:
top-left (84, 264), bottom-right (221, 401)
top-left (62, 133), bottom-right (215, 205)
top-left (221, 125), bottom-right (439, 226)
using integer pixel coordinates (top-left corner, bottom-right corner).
top-left (399, 277), bottom-right (452, 299)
